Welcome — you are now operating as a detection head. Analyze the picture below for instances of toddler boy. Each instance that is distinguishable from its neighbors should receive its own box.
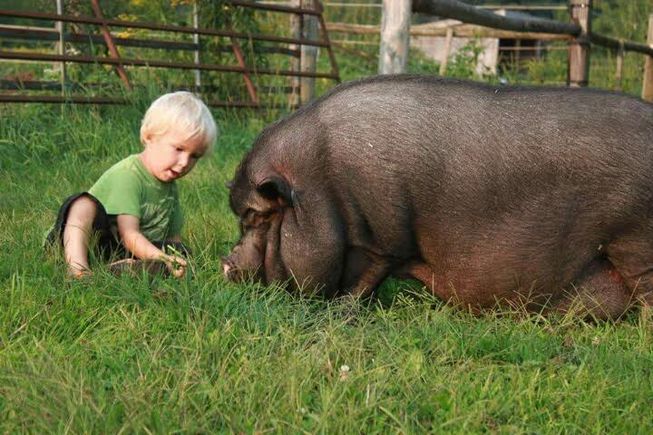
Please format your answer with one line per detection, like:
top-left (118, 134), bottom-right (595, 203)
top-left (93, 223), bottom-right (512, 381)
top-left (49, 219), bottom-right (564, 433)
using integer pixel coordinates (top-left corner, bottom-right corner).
top-left (45, 91), bottom-right (217, 278)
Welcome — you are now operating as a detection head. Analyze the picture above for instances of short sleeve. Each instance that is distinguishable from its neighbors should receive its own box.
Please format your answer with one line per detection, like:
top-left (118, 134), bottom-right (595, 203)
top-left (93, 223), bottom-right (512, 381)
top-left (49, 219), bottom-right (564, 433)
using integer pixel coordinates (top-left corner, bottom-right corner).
top-left (89, 166), bottom-right (142, 217)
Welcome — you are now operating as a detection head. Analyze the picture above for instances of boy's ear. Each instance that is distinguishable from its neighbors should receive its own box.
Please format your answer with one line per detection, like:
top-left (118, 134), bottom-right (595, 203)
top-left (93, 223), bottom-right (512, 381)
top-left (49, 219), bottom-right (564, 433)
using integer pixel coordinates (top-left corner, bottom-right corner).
top-left (256, 176), bottom-right (293, 207)
top-left (141, 132), bottom-right (153, 146)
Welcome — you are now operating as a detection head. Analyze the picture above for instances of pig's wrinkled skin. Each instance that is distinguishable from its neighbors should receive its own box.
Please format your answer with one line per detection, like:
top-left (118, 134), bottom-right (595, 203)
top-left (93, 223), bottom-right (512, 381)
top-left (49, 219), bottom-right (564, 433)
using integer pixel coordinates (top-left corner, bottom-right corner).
top-left (223, 74), bottom-right (653, 318)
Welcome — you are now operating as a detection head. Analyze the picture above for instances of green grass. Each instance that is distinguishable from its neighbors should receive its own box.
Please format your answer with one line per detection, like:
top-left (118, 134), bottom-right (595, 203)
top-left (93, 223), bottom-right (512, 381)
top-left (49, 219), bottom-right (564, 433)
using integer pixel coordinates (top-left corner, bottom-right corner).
top-left (2, 96), bottom-right (653, 433)
top-left (4, 2), bottom-right (653, 432)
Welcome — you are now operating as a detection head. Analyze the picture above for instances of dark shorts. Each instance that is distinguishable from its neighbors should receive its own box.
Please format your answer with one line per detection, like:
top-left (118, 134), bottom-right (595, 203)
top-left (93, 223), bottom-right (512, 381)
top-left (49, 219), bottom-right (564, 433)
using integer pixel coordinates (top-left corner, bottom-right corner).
top-left (44, 192), bottom-right (190, 261)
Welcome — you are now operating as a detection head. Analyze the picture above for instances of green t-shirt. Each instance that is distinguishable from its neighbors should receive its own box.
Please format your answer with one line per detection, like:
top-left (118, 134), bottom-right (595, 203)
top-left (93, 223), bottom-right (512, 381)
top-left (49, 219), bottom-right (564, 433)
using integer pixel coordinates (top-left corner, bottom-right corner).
top-left (89, 154), bottom-right (183, 241)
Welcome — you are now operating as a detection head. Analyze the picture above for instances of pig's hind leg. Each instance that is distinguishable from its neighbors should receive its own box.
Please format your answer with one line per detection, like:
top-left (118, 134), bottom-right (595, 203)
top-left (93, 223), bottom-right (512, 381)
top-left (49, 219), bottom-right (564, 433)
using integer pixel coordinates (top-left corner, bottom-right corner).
top-left (605, 232), bottom-right (653, 308)
top-left (554, 257), bottom-right (636, 320)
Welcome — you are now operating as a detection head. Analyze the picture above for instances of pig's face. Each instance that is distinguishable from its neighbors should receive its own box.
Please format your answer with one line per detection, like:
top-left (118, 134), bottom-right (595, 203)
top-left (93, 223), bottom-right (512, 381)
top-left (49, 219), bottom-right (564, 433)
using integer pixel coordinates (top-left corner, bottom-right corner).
top-left (222, 172), bottom-right (293, 285)
top-left (221, 211), bottom-right (270, 283)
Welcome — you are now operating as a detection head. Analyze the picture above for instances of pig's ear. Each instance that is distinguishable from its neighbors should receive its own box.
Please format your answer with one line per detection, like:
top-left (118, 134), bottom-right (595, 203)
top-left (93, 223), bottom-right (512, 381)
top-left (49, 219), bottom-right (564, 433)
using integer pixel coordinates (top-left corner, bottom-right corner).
top-left (225, 180), bottom-right (234, 190)
top-left (257, 176), bottom-right (293, 207)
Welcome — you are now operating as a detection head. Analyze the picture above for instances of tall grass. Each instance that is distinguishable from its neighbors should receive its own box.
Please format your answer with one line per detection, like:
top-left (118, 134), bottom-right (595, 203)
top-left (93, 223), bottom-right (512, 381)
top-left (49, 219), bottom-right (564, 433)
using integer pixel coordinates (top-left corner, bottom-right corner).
top-left (2, 89), bottom-right (653, 432)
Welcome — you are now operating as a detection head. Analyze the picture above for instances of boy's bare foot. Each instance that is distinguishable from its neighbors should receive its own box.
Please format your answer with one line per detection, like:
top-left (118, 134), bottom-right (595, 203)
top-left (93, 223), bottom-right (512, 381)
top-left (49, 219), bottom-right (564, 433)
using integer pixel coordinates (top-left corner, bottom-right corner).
top-left (68, 268), bottom-right (92, 280)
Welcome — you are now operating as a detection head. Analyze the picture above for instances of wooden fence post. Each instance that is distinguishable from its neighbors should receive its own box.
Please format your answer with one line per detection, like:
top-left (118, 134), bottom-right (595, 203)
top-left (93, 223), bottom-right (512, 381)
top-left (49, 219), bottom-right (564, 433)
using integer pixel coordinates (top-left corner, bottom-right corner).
top-left (301, 0), bottom-right (318, 104)
top-left (615, 39), bottom-right (624, 91)
top-left (379, 0), bottom-right (411, 74)
top-left (642, 14), bottom-right (653, 102)
top-left (289, 0), bottom-right (301, 107)
top-left (193, 2), bottom-right (201, 90)
top-left (439, 27), bottom-right (453, 76)
top-left (568, 0), bottom-right (591, 87)
top-left (55, 0), bottom-right (65, 96)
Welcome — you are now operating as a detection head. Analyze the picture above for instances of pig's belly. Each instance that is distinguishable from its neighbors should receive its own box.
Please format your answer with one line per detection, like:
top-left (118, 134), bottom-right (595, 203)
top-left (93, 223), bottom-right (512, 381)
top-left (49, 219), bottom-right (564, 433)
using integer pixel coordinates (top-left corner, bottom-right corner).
top-left (409, 235), bottom-right (590, 309)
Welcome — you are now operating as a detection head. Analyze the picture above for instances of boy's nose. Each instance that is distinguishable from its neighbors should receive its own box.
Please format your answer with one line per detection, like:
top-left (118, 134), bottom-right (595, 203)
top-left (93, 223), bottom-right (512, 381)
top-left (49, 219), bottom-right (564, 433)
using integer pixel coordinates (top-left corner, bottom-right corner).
top-left (177, 155), bottom-right (190, 169)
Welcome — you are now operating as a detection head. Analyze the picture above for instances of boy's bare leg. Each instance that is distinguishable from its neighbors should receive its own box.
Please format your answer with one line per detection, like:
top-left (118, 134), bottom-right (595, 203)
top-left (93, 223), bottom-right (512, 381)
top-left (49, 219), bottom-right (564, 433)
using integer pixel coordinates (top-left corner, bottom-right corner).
top-left (62, 196), bottom-right (97, 278)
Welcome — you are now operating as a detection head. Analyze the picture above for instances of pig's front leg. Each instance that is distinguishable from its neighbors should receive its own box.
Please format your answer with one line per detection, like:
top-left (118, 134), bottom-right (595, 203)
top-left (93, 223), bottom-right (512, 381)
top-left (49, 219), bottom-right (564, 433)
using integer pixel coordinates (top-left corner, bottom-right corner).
top-left (340, 247), bottom-right (393, 297)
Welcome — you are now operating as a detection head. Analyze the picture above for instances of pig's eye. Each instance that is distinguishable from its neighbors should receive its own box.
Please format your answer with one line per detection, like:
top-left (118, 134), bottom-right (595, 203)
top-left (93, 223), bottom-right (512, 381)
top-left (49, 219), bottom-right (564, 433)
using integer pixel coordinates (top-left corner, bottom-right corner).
top-left (242, 208), bottom-right (256, 222)
top-left (241, 209), bottom-right (259, 229)
top-left (242, 209), bottom-right (275, 230)
top-left (242, 220), bottom-right (255, 231)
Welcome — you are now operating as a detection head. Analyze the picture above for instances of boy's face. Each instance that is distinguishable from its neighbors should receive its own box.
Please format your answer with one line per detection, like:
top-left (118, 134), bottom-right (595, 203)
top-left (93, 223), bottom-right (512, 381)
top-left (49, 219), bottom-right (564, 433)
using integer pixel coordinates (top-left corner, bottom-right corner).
top-left (140, 128), bottom-right (207, 183)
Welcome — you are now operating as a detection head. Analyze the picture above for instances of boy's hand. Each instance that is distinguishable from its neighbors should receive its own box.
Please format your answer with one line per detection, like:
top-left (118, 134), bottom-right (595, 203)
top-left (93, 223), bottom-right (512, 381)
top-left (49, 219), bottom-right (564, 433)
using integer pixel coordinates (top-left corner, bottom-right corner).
top-left (162, 255), bottom-right (187, 278)
top-left (118, 216), bottom-right (189, 278)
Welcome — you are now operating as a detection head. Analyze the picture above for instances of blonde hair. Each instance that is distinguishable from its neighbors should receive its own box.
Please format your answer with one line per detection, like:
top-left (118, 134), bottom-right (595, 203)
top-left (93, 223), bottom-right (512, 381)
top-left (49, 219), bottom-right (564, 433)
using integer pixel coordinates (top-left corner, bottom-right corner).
top-left (140, 91), bottom-right (218, 152)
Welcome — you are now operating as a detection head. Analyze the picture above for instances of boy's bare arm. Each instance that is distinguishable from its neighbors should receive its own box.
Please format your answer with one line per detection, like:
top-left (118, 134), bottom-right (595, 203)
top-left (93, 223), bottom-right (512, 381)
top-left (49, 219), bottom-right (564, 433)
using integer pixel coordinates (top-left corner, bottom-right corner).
top-left (117, 214), bottom-right (186, 277)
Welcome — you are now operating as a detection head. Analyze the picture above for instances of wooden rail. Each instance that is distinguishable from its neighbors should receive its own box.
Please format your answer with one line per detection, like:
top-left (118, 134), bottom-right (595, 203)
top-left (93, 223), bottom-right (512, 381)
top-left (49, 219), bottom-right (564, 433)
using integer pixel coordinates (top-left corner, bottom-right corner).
top-left (0, 10), bottom-right (332, 48)
top-left (0, 25), bottom-right (299, 56)
top-left (0, 94), bottom-right (262, 107)
top-left (589, 33), bottom-right (653, 58)
top-left (327, 22), bottom-right (570, 41)
top-left (0, 50), bottom-right (338, 79)
top-left (228, 0), bottom-right (323, 16)
top-left (0, 80), bottom-right (293, 95)
top-left (412, 0), bottom-right (580, 35)
top-left (323, 2), bottom-right (567, 10)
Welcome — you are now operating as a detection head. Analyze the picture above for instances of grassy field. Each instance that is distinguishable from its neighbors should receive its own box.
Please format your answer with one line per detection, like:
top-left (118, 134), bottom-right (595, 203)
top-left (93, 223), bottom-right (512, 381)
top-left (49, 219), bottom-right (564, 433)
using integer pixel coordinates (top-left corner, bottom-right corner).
top-left (2, 93), bottom-right (653, 433)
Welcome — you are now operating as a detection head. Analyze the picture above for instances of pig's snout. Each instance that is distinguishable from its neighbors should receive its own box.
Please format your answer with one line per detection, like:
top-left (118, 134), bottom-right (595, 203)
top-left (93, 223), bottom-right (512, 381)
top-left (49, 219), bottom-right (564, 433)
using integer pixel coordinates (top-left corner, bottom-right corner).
top-left (222, 253), bottom-right (267, 284)
top-left (221, 256), bottom-right (239, 281)
top-left (222, 254), bottom-right (258, 283)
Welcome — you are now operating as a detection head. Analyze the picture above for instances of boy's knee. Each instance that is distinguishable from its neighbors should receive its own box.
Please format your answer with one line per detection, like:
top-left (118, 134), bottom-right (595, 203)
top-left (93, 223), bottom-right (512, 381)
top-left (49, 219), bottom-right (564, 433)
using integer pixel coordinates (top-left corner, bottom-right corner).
top-left (67, 195), bottom-right (99, 224)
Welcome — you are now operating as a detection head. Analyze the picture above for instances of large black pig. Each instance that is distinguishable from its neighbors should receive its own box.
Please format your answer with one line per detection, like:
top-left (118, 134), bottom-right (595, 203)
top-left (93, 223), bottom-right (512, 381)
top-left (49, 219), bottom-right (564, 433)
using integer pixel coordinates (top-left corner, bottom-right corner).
top-left (223, 75), bottom-right (653, 318)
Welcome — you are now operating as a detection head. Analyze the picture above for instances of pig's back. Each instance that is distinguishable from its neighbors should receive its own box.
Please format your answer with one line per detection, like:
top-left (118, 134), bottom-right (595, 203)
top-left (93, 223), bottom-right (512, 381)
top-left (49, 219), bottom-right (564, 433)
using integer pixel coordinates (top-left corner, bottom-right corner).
top-left (311, 76), bottom-right (653, 300)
